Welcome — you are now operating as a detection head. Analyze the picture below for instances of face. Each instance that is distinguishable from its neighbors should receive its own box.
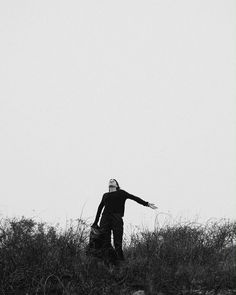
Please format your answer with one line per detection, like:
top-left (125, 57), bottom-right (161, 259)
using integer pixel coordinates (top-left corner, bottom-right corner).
top-left (109, 179), bottom-right (118, 189)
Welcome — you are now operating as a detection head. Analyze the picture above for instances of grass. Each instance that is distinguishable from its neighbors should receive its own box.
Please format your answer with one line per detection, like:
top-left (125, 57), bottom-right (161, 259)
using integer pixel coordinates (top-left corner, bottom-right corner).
top-left (0, 216), bottom-right (235, 294)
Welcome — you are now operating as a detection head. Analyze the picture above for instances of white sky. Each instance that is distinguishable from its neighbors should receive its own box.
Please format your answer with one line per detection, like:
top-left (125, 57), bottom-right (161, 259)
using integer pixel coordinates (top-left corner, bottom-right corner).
top-left (0, 1), bottom-right (235, 230)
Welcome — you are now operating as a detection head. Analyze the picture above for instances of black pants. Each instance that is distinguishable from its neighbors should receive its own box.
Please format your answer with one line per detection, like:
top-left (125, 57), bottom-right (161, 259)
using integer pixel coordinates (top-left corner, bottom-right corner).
top-left (99, 213), bottom-right (124, 260)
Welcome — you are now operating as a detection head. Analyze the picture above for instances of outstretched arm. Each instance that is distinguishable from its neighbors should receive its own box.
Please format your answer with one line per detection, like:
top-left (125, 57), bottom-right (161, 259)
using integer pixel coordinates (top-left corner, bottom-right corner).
top-left (125, 191), bottom-right (157, 209)
top-left (126, 192), bottom-right (148, 206)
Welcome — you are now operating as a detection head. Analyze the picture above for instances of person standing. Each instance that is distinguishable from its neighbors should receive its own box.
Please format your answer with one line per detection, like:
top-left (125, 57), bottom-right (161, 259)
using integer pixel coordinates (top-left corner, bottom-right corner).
top-left (92, 179), bottom-right (157, 261)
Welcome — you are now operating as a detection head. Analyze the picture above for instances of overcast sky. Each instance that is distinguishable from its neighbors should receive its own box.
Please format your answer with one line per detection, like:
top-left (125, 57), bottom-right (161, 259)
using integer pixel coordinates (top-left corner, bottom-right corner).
top-left (0, 0), bottom-right (235, 230)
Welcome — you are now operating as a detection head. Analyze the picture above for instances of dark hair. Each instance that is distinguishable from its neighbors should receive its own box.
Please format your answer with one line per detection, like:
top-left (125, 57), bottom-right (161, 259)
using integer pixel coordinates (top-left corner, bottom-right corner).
top-left (111, 179), bottom-right (120, 190)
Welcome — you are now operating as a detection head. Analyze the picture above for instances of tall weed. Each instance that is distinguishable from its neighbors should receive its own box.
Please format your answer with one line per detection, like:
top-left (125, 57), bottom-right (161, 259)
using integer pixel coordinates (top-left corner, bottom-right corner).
top-left (0, 217), bottom-right (235, 294)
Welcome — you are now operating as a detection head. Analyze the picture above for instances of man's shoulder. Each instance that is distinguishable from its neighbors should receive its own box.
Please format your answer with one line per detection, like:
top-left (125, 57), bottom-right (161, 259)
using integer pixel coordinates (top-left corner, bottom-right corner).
top-left (102, 192), bottom-right (109, 200)
top-left (118, 189), bottom-right (129, 196)
top-left (103, 190), bottom-right (128, 196)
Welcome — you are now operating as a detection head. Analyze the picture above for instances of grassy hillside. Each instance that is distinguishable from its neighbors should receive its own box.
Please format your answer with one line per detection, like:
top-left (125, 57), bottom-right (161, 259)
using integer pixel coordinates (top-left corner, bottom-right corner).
top-left (0, 217), bottom-right (235, 294)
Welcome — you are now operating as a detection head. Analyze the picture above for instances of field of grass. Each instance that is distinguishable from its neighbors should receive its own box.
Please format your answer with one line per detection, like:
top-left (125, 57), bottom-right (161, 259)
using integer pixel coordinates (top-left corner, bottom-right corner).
top-left (0, 216), bottom-right (235, 294)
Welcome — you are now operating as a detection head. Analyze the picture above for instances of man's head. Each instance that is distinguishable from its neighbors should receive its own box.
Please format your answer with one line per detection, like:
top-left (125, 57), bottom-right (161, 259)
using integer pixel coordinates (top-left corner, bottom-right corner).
top-left (109, 179), bottom-right (120, 191)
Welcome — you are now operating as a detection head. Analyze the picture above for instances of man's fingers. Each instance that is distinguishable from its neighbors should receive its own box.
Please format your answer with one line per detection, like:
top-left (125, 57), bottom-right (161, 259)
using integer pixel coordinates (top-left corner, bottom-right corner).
top-left (148, 203), bottom-right (158, 209)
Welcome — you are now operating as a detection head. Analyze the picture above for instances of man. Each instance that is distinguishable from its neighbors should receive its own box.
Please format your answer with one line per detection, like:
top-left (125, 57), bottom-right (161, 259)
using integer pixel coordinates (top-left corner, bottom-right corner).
top-left (92, 179), bottom-right (157, 262)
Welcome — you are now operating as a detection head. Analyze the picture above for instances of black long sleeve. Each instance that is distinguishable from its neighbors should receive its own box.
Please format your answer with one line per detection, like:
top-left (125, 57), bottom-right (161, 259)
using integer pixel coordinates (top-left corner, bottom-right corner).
top-left (93, 198), bottom-right (105, 225)
top-left (125, 192), bottom-right (149, 206)
top-left (93, 190), bottom-right (148, 223)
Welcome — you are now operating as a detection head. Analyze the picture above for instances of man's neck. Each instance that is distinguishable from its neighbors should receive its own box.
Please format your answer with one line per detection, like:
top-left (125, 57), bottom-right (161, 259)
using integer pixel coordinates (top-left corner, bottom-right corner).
top-left (109, 187), bottom-right (117, 192)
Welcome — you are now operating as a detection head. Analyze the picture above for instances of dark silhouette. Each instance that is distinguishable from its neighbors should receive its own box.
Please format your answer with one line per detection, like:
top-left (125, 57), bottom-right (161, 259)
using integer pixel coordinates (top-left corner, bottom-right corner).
top-left (91, 179), bottom-right (157, 263)
top-left (86, 225), bottom-right (118, 266)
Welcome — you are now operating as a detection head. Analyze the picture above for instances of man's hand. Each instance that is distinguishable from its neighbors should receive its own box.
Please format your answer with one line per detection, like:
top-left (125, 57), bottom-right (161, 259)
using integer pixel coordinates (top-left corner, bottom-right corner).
top-left (148, 203), bottom-right (158, 209)
top-left (91, 223), bottom-right (99, 229)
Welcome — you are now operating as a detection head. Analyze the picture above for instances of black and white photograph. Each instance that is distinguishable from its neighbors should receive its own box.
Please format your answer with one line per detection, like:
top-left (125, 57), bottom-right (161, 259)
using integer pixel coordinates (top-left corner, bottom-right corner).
top-left (0, 1), bottom-right (235, 294)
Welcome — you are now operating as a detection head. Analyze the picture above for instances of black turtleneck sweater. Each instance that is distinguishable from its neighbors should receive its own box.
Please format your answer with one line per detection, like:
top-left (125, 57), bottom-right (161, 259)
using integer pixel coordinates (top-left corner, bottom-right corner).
top-left (94, 189), bottom-right (148, 224)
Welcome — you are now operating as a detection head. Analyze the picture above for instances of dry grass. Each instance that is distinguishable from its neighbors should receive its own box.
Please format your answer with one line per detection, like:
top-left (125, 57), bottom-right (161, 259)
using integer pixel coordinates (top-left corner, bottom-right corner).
top-left (0, 216), bottom-right (235, 294)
